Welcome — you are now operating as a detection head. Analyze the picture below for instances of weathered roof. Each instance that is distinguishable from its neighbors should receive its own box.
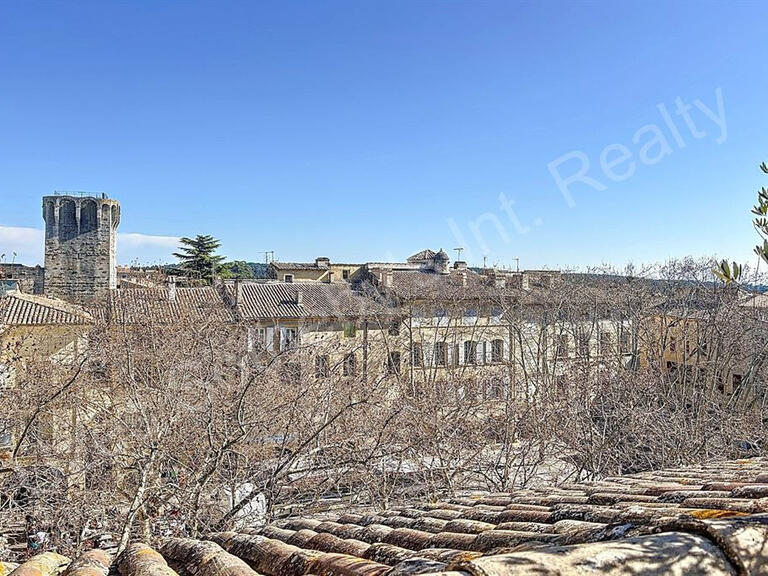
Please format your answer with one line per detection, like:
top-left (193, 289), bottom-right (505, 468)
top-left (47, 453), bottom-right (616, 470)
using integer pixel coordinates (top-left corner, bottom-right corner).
top-left (0, 292), bottom-right (93, 326)
top-left (11, 459), bottom-right (768, 575)
top-left (270, 262), bottom-right (324, 271)
top-left (213, 458), bottom-right (768, 575)
top-left (407, 249), bottom-right (437, 263)
top-left (105, 287), bottom-right (235, 324)
top-left (226, 282), bottom-right (389, 320)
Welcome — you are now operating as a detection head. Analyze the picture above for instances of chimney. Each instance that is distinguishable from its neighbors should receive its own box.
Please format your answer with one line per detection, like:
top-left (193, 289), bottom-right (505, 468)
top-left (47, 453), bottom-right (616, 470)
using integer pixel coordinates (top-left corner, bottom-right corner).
top-left (461, 270), bottom-right (467, 287)
top-left (316, 257), bottom-right (330, 269)
top-left (384, 270), bottom-right (393, 288)
top-left (296, 290), bottom-right (303, 306)
top-left (454, 261), bottom-right (468, 270)
top-left (168, 278), bottom-right (177, 302)
top-left (234, 279), bottom-right (242, 307)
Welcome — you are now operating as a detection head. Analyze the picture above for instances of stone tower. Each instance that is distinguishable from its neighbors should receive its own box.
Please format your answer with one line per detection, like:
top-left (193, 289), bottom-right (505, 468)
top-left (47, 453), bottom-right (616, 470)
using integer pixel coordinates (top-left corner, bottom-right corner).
top-left (42, 193), bottom-right (120, 301)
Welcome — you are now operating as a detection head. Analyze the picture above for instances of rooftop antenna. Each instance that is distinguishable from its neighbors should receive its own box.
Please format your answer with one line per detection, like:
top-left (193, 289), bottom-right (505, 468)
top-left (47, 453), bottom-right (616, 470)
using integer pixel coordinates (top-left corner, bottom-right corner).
top-left (12, 252), bottom-right (16, 265)
top-left (483, 255), bottom-right (487, 269)
top-left (514, 257), bottom-right (520, 272)
top-left (263, 251), bottom-right (274, 264)
top-left (454, 247), bottom-right (464, 262)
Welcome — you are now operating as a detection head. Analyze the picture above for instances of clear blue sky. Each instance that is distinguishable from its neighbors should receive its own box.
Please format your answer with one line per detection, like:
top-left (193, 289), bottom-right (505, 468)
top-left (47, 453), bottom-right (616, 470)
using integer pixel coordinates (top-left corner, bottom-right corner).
top-left (1, 0), bottom-right (766, 269)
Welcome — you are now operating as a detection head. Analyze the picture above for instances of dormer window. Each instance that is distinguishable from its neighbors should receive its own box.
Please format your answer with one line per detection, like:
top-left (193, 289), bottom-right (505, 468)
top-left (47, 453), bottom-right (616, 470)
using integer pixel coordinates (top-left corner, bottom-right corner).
top-left (284, 274), bottom-right (294, 283)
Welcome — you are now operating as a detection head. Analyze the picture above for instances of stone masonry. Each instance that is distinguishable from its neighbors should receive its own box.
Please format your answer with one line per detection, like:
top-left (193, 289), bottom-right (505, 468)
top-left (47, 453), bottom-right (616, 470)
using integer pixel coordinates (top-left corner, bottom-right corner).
top-left (42, 194), bottom-right (120, 301)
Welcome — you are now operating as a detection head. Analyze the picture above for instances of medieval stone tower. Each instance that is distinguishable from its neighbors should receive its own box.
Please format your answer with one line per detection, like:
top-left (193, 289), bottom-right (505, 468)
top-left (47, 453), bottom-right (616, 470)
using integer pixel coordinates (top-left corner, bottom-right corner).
top-left (42, 193), bottom-right (120, 301)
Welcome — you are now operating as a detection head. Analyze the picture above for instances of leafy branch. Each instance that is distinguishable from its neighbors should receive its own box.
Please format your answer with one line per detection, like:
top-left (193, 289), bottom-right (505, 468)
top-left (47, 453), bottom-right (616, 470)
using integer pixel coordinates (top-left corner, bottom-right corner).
top-left (713, 162), bottom-right (768, 284)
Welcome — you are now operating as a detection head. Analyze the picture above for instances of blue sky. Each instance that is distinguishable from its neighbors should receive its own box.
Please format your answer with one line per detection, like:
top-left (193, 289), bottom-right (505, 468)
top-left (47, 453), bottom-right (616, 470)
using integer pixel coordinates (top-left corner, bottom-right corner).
top-left (1, 0), bottom-right (766, 269)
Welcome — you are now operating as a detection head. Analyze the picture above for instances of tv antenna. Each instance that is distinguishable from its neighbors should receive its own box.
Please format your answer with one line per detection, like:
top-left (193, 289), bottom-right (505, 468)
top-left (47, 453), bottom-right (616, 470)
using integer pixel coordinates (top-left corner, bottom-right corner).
top-left (454, 247), bottom-right (464, 261)
top-left (514, 257), bottom-right (520, 272)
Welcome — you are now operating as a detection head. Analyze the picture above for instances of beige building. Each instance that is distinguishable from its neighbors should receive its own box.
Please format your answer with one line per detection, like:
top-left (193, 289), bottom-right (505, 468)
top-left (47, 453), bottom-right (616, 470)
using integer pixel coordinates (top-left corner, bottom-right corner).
top-left (268, 258), bottom-right (364, 284)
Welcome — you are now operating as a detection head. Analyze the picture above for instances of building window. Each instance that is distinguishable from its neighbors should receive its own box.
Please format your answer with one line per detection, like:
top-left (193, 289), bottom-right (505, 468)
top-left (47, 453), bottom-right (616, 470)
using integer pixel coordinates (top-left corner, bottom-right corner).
top-left (248, 327), bottom-right (267, 352)
top-left (0, 418), bottom-right (11, 449)
top-left (284, 274), bottom-right (294, 283)
top-left (388, 321), bottom-right (400, 336)
top-left (343, 353), bottom-right (357, 377)
top-left (464, 341), bottom-right (477, 365)
top-left (411, 343), bottom-right (423, 367)
top-left (387, 352), bottom-right (401, 375)
top-left (556, 334), bottom-right (569, 358)
top-left (486, 378), bottom-right (505, 400)
top-left (342, 269), bottom-right (350, 280)
top-left (281, 327), bottom-right (298, 350)
top-left (315, 355), bottom-right (330, 378)
top-left (620, 329), bottom-right (631, 354)
top-left (577, 332), bottom-right (590, 358)
top-left (669, 335), bottom-right (677, 352)
top-left (434, 342), bottom-right (447, 366)
top-left (343, 322), bottom-right (357, 338)
top-left (453, 344), bottom-right (460, 366)
top-left (599, 332), bottom-right (612, 356)
top-left (491, 339), bottom-right (504, 363)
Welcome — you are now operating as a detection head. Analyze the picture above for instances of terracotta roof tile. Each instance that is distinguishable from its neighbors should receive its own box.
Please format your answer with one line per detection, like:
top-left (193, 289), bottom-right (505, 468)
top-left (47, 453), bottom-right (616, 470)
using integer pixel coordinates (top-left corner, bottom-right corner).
top-left (0, 292), bottom-right (93, 326)
top-left (226, 282), bottom-right (390, 321)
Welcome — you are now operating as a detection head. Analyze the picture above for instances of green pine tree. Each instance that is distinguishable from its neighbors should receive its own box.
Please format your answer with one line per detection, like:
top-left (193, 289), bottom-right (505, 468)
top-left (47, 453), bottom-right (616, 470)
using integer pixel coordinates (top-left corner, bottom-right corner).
top-left (172, 235), bottom-right (225, 283)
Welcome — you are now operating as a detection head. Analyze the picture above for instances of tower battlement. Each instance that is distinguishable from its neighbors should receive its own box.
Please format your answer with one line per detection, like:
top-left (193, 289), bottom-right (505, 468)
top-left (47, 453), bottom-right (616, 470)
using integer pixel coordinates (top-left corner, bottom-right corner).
top-left (43, 194), bottom-right (120, 301)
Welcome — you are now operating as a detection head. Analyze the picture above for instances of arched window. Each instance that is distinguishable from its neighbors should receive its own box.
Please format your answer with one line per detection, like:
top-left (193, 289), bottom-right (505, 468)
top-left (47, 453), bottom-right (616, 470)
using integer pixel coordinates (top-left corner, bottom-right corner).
top-left (80, 200), bottom-right (98, 233)
top-left (43, 201), bottom-right (56, 237)
top-left (59, 200), bottom-right (78, 240)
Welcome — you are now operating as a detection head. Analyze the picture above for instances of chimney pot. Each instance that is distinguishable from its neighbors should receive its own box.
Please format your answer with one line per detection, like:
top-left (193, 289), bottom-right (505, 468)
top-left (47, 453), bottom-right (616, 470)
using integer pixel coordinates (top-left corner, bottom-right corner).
top-left (168, 278), bottom-right (177, 302)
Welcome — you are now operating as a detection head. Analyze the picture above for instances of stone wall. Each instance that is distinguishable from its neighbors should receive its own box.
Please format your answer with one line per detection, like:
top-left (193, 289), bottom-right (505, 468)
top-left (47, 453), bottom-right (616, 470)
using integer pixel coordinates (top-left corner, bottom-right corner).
top-left (42, 194), bottom-right (120, 302)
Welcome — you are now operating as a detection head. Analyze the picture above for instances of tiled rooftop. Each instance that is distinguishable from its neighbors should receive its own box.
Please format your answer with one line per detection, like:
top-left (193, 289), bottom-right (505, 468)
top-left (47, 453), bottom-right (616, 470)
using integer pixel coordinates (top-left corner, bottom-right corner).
top-left (225, 282), bottom-right (390, 320)
top-left (9, 459), bottom-right (768, 575)
top-left (105, 287), bottom-right (235, 324)
top-left (0, 292), bottom-right (93, 326)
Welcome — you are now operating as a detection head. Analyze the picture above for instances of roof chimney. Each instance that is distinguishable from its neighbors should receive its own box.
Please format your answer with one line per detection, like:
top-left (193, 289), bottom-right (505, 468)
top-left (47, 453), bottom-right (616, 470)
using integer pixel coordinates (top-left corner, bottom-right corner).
top-left (384, 270), bottom-right (393, 288)
top-left (168, 278), bottom-right (177, 302)
top-left (296, 290), bottom-right (303, 306)
top-left (316, 257), bottom-right (330, 269)
top-left (461, 271), bottom-right (467, 287)
top-left (234, 279), bottom-right (242, 307)
top-left (454, 261), bottom-right (468, 270)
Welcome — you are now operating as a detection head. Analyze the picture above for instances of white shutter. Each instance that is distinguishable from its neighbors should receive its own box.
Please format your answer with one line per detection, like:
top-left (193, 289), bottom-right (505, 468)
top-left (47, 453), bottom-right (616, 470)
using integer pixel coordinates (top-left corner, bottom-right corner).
top-left (266, 327), bottom-right (275, 352)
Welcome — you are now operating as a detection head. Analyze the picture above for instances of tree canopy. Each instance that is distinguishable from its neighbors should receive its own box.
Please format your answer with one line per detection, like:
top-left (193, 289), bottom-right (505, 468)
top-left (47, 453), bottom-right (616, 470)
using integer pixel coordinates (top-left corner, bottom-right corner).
top-left (172, 235), bottom-right (225, 282)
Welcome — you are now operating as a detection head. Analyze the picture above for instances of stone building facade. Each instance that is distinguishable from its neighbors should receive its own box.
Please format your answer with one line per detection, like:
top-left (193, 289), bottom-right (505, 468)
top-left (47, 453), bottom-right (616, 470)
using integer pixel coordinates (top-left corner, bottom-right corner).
top-left (42, 194), bottom-right (120, 301)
